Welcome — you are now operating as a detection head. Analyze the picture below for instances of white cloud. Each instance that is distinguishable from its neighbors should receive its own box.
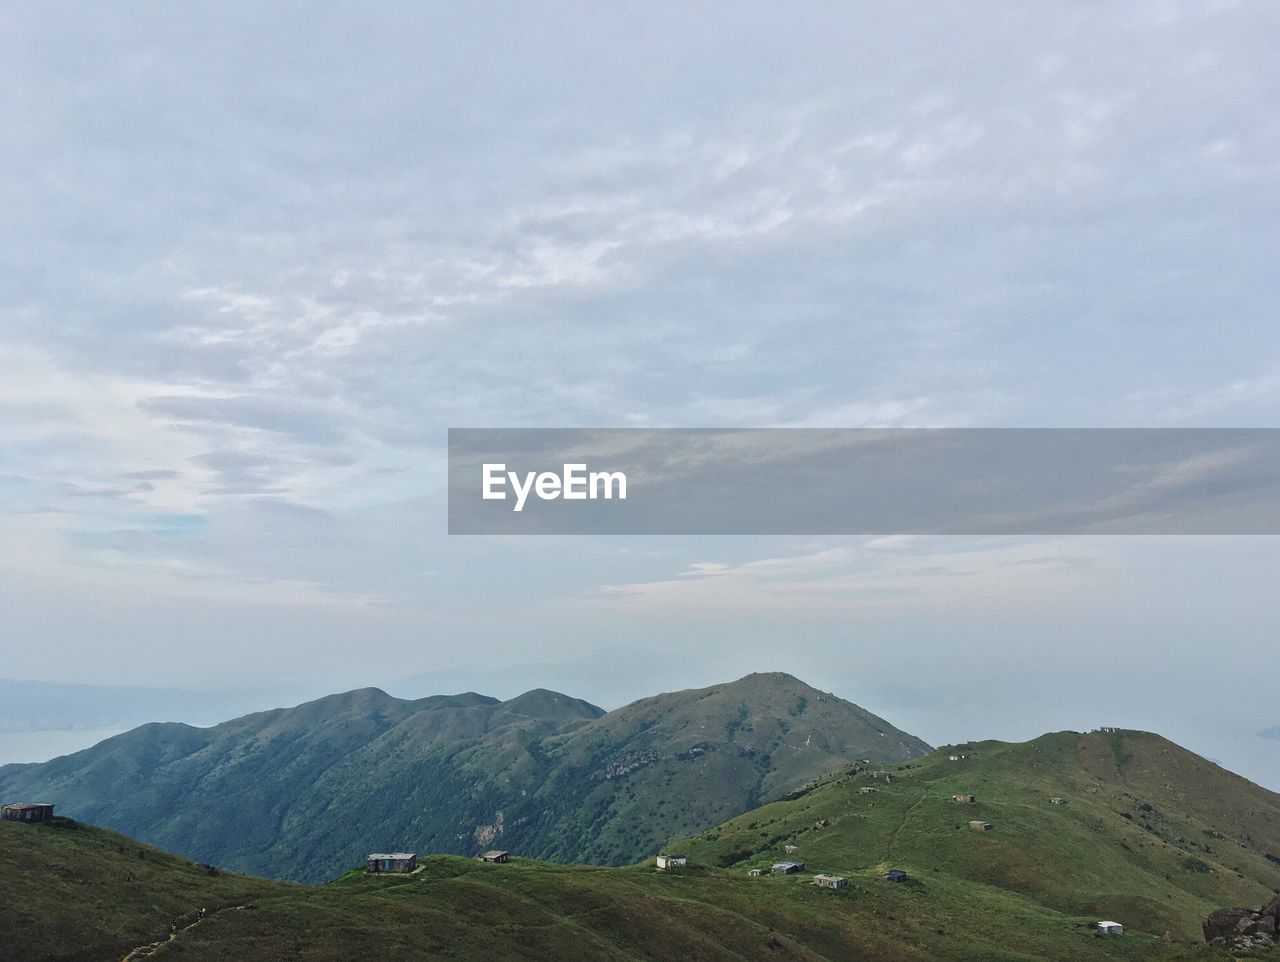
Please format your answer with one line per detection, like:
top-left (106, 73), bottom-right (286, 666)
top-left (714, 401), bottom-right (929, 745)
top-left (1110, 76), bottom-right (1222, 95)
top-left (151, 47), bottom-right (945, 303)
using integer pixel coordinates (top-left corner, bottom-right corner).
top-left (583, 539), bottom-right (1101, 616)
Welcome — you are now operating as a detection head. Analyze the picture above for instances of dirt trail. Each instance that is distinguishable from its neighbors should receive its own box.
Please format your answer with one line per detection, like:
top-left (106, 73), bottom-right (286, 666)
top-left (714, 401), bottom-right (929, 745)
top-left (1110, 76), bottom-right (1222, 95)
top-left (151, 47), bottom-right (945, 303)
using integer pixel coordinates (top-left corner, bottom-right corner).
top-left (120, 905), bottom-right (246, 961)
top-left (885, 793), bottom-right (926, 861)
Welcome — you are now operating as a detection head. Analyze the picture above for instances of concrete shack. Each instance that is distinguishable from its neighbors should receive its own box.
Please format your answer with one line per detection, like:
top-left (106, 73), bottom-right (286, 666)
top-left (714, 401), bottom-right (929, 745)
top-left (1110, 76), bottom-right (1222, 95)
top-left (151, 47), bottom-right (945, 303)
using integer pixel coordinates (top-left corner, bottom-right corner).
top-left (968, 820), bottom-right (993, 832)
top-left (953, 794), bottom-right (976, 804)
top-left (886, 869), bottom-right (909, 883)
top-left (771, 860), bottom-right (805, 875)
top-left (859, 787), bottom-right (878, 795)
top-left (814, 874), bottom-right (847, 889)
top-left (366, 852), bottom-right (417, 873)
top-left (477, 850), bottom-right (509, 863)
top-left (1, 803), bottom-right (54, 823)
top-left (1097, 921), bottom-right (1124, 935)
top-left (655, 853), bottom-right (687, 870)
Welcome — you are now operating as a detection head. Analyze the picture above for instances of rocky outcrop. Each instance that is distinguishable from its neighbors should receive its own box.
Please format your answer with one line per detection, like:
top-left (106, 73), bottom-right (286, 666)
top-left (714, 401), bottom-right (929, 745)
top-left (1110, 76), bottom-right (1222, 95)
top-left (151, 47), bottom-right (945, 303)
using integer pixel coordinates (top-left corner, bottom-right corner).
top-left (1204, 907), bottom-right (1249, 941)
top-left (598, 742), bottom-right (718, 780)
top-left (472, 810), bottom-right (504, 847)
top-left (1204, 897), bottom-right (1280, 955)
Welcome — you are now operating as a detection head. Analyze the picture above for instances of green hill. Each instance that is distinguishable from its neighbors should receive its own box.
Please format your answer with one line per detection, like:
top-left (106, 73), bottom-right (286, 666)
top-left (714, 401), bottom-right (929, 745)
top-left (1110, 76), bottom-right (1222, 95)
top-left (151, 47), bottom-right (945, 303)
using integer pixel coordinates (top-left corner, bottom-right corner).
top-left (5, 728), bottom-right (1278, 961)
top-left (0, 817), bottom-right (291, 962)
top-left (669, 729), bottom-right (1280, 945)
top-left (12, 681), bottom-right (1273, 958)
top-left (0, 673), bottom-right (929, 882)
top-left (3, 774), bottom-right (1267, 962)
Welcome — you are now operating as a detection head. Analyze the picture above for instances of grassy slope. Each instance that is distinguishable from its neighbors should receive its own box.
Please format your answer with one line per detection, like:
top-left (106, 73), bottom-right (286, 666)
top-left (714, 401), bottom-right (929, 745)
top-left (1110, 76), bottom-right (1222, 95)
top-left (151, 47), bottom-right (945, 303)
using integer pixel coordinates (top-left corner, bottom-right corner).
top-left (163, 858), bottom-right (1184, 962)
top-left (669, 730), bottom-right (1280, 945)
top-left (0, 818), bottom-right (291, 962)
top-left (0, 822), bottom-right (1198, 962)
top-left (8, 725), bottom-right (1280, 962)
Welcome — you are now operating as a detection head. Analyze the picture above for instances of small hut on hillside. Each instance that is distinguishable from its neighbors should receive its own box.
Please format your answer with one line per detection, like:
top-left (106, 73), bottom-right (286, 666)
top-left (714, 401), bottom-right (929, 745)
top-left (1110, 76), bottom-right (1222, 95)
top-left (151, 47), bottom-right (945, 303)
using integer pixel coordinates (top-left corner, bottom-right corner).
top-left (366, 853), bottom-right (416, 873)
top-left (1, 803), bottom-right (54, 823)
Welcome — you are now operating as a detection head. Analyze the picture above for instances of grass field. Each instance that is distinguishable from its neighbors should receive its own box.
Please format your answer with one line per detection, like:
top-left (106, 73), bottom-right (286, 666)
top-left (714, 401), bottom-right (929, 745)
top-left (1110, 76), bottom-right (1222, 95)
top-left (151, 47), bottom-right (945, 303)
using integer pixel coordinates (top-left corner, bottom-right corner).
top-left (5, 728), bottom-right (1279, 961)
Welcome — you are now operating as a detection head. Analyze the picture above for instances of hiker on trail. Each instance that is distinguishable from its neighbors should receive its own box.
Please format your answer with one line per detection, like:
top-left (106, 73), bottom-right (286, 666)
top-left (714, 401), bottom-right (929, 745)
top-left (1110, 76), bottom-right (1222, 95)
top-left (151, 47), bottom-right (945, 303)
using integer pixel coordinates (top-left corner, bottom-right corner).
top-left (200, 908), bottom-right (207, 919)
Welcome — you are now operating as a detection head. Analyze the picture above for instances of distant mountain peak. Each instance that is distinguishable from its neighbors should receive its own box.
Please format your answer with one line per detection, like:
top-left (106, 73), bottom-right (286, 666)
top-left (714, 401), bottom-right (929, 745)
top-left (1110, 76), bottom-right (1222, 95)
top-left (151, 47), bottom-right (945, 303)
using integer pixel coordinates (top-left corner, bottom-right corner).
top-left (498, 689), bottom-right (605, 721)
top-left (723, 670), bottom-right (807, 688)
top-left (289, 687), bottom-right (399, 711)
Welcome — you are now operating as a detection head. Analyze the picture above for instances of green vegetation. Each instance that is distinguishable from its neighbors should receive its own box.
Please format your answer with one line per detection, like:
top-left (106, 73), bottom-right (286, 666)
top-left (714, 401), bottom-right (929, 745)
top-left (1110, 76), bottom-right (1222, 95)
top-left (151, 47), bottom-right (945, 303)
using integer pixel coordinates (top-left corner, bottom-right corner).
top-left (0, 673), bottom-right (929, 882)
top-left (6, 728), bottom-right (1280, 960)
top-left (0, 819), bottom-right (1225, 962)
top-left (671, 730), bottom-right (1280, 945)
top-left (0, 818), bottom-right (290, 962)
top-left (8, 675), bottom-right (1280, 961)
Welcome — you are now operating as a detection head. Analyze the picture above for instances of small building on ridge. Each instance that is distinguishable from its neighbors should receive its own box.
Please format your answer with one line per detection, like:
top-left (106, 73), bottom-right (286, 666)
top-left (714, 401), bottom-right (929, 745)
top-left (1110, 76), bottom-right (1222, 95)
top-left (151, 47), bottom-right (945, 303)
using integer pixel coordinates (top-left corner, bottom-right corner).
top-left (1, 803), bottom-right (54, 823)
top-left (366, 852), bottom-right (417, 873)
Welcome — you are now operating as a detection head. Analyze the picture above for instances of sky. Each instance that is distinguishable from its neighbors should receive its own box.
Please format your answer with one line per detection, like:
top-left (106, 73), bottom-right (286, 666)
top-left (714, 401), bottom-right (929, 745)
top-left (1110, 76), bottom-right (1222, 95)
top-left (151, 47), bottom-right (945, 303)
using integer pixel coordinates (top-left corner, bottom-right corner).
top-left (1, 2), bottom-right (1279, 785)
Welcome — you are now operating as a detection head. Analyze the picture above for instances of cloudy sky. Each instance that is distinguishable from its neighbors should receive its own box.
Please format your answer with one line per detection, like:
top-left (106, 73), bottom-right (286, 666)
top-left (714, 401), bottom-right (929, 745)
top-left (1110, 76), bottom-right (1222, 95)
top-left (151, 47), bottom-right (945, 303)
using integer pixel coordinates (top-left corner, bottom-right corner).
top-left (2, 3), bottom-right (1278, 784)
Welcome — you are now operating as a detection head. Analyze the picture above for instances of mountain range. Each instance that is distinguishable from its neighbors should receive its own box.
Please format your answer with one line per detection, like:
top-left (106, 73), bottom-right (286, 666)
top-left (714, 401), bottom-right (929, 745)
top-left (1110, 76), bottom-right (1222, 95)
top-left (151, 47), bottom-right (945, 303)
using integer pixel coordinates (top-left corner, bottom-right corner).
top-left (0, 672), bottom-right (930, 882)
top-left (5, 721), bottom-right (1278, 961)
